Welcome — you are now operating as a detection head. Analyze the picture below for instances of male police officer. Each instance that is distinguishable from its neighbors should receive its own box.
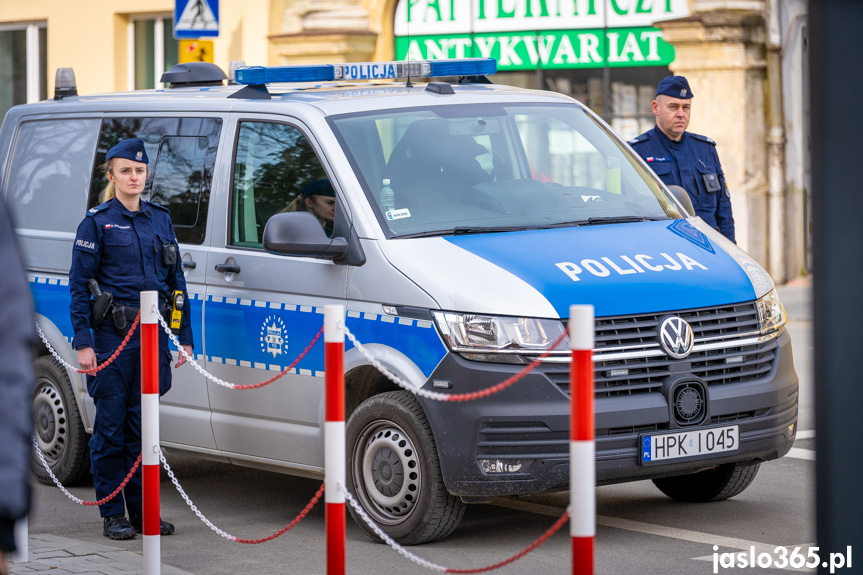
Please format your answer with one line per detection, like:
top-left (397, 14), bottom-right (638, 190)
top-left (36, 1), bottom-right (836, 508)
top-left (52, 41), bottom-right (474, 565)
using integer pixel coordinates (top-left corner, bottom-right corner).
top-left (629, 76), bottom-right (736, 242)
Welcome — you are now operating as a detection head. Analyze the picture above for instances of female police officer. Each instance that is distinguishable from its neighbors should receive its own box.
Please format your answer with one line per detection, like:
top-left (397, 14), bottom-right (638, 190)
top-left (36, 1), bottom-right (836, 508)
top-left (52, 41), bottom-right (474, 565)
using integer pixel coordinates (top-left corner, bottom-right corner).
top-left (69, 138), bottom-right (193, 540)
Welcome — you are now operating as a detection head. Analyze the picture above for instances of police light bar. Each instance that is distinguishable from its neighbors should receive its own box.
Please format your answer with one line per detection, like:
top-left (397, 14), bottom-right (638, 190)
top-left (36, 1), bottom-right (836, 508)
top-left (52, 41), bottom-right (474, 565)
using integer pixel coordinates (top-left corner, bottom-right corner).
top-left (234, 58), bottom-right (497, 85)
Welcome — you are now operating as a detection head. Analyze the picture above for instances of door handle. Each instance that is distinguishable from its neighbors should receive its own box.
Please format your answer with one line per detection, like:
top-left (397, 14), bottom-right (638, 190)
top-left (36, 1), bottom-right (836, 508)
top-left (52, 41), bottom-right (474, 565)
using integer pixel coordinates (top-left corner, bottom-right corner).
top-left (182, 259), bottom-right (197, 270)
top-left (214, 263), bottom-right (241, 274)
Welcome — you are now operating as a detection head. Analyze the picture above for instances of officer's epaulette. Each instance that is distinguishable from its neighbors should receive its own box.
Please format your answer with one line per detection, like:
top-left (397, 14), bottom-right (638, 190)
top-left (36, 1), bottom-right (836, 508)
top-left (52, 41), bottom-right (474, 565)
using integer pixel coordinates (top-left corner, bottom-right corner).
top-left (628, 132), bottom-right (650, 145)
top-left (690, 133), bottom-right (717, 145)
top-left (85, 202), bottom-right (111, 216)
top-left (144, 200), bottom-right (170, 213)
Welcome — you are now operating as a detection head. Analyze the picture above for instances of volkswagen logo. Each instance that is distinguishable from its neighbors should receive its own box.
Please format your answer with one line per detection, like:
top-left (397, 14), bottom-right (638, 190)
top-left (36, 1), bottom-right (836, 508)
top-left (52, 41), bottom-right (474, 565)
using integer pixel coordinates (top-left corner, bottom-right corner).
top-left (659, 316), bottom-right (694, 359)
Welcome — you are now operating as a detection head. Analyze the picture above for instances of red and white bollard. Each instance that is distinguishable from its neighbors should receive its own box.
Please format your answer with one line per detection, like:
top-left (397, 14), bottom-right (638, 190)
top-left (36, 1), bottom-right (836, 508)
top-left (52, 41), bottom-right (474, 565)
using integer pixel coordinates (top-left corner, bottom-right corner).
top-left (569, 304), bottom-right (595, 575)
top-left (141, 291), bottom-right (161, 575)
top-left (324, 305), bottom-right (346, 575)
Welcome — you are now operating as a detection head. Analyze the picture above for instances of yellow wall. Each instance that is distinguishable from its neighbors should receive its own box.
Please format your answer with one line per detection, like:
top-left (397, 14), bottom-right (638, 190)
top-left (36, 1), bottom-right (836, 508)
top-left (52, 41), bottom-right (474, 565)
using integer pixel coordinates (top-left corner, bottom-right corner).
top-left (0, 0), bottom-right (272, 95)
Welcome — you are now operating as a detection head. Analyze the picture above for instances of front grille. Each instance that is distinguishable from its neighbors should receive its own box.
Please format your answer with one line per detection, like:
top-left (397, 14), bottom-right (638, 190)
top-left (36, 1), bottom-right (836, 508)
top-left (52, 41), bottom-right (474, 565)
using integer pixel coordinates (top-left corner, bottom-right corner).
top-left (541, 302), bottom-right (779, 398)
top-left (595, 302), bottom-right (760, 349)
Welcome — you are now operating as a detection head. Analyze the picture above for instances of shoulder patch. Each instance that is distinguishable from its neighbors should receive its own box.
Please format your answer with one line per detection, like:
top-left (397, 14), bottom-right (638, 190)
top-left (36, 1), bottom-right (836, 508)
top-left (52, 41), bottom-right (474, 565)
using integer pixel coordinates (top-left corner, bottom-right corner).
top-left (690, 133), bottom-right (716, 145)
top-left (628, 132), bottom-right (650, 145)
top-left (85, 202), bottom-right (111, 217)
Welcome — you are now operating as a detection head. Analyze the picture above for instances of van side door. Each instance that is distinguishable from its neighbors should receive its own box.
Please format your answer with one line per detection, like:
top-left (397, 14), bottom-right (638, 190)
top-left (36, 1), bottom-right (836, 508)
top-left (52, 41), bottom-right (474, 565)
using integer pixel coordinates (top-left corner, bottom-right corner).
top-left (204, 115), bottom-right (347, 469)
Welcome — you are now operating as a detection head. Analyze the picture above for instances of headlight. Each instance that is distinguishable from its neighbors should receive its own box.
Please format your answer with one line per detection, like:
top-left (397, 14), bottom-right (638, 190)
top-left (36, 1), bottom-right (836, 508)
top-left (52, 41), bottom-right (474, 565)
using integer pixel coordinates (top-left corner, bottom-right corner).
top-left (432, 312), bottom-right (567, 363)
top-left (756, 288), bottom-right (787, 337)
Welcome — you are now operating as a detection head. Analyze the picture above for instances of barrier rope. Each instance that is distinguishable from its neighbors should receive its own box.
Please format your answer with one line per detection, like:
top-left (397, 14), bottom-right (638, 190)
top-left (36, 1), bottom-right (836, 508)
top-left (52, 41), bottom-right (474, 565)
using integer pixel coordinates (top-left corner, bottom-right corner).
top-left (340, 483), bottom-right (569, 573)
top-left (343, 326), bottom-right (567, 402)
top-left (32, 437), bottom-right (142, 506)
top-left (35, 313), bottom-right (141, 375)
top-left (156, 446), bottom-right (324, 543)
top-left (154, 309), bottom-right (323, 390)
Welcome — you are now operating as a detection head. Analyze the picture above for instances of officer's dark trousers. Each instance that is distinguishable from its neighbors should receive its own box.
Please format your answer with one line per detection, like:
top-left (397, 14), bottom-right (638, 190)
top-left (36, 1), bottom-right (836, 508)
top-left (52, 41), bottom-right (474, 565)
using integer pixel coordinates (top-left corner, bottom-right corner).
top-left (87, 334), bottom-right (171, 518)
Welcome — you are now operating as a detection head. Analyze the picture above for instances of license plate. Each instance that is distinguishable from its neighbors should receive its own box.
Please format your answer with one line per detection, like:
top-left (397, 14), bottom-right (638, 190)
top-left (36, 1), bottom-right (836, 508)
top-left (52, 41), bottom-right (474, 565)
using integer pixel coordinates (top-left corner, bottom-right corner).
top-left (640, 425), bottom-right (738, 464)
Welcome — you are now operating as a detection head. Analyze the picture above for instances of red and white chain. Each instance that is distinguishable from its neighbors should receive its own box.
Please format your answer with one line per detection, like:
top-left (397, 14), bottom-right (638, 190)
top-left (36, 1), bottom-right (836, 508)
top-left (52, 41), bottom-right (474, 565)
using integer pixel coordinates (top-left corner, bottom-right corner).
top-left (35, 322), bottom-right (91, 373)
top-left (156, 446), bottom-right (323, 544)
top-left (153, 309), bottom-right (323, 391)
top-left (154, 310), bottom-right (238, 389)
top-left (32, 436), bottom-right (89, 504)
top-left (339, 482), bottom-right (447, 572)
top-left (342, 325), bottom-right (450, 402)
top-left (32, 437), bottom-right (141, 507)
top-left (156, 445), bottom-right (238, 541)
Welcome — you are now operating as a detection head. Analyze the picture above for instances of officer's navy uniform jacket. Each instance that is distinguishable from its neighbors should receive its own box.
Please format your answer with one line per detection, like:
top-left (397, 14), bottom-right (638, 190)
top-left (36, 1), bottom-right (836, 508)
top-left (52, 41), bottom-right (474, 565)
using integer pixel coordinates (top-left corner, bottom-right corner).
top-left (629, 125), bottom-right (736, 243)
top-left (0, 199), bottom-right (35, 553)
top-left (69, 197), bottom-right (192, 518)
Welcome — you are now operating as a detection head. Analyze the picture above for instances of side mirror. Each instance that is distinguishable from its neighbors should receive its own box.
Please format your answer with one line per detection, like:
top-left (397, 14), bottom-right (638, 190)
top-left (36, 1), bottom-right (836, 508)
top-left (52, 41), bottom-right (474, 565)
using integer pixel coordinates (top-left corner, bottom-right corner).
top-left (667, 185), bottom-right (695, 218)
top-left (263, 212), bottom-right (348, 260)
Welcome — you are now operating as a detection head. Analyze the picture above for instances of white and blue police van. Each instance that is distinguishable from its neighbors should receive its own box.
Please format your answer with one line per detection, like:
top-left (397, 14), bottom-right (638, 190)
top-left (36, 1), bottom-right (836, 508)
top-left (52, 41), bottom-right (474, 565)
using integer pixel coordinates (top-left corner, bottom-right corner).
top-left (0, 58), bottom-right (798, 545)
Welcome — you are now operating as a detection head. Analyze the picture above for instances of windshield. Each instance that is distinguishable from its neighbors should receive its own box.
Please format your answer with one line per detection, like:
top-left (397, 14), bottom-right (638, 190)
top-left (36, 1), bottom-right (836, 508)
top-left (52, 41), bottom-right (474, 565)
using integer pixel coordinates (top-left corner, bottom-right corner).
top-left (329, 103), bottom-right (683, 237)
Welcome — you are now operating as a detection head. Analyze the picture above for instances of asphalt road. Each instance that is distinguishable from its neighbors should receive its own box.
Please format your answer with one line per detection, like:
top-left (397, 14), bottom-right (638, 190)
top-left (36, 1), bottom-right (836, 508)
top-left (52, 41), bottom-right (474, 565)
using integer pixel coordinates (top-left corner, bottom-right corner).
top-left (27, 283), bottom-right (818, 575)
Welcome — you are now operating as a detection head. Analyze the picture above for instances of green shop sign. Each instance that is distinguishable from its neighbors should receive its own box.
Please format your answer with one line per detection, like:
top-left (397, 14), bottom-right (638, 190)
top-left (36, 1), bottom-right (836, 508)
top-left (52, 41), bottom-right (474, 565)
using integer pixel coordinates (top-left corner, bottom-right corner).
top-left (395, 27), bottom-right (675, 69)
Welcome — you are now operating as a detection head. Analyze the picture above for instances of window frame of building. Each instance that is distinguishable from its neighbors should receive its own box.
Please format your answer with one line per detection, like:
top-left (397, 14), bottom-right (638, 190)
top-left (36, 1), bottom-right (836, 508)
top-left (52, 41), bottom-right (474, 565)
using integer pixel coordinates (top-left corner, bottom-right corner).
top-left (0, 21), bottom-right (47, 118)
top-left (127, 13), bottom-right (179, 91)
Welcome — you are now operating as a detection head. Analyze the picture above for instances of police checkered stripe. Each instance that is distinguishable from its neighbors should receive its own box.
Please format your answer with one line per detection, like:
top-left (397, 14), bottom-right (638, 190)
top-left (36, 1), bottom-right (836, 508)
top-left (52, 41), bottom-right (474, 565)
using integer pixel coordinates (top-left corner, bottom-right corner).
top-left (346, 309), bottom-right (434, 329)
top-left (29, 275), bottom-right (69, 286)
top-left (202, 296), bottom-right (433, 370)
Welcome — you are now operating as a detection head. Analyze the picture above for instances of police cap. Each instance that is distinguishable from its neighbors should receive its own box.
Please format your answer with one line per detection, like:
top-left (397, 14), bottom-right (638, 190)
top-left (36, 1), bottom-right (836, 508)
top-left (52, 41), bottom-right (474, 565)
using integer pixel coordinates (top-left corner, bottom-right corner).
top-left (300, 178), bottom-right (335, 197)
top-left (655, 76), bottom-right (693, 99)
top-left (105, 138), bottom-right (149, 164)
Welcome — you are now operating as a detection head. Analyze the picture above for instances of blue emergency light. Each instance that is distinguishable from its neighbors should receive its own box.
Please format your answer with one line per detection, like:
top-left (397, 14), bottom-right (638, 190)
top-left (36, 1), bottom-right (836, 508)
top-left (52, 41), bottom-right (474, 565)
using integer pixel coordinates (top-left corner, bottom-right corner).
top-left (234, 58), bottom-right (497, 85)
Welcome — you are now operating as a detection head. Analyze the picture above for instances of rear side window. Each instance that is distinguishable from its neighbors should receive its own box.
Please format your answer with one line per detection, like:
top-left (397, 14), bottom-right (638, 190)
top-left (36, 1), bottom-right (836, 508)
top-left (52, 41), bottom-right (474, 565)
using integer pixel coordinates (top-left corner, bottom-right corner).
top-left (90, 117), bottom-right (222, 244)
top-left (6, 118), bottom-right (100, 232)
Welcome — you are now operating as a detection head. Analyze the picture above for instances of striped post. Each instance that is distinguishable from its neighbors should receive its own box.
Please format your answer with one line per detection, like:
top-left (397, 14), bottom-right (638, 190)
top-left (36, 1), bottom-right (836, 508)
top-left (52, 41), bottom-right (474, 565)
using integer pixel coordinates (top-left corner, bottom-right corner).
top-left (324, 305), bottom-right (346, 575)
top-left (569, 304), bottom-right (595, 575)
top-left (140, 291), bottom-right (161, 575)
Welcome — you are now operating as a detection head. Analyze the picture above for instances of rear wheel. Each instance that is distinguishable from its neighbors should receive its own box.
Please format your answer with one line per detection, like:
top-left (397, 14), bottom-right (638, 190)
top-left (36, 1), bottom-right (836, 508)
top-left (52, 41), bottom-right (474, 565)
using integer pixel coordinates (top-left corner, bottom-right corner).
top-left (346, 391), bottom-right (466, 545)
top-left (32, 355), bottom-right (91, 486)
top-left (652, 462), bottom-right (760, 502)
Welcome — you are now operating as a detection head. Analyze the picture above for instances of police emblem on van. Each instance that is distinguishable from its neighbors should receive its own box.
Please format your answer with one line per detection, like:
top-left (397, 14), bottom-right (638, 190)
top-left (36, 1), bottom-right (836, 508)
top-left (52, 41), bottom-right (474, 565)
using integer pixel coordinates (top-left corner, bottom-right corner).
top-left (260, 315), bottom-right (287, 358)
top-left (659, 316), bottom-right (694, 359)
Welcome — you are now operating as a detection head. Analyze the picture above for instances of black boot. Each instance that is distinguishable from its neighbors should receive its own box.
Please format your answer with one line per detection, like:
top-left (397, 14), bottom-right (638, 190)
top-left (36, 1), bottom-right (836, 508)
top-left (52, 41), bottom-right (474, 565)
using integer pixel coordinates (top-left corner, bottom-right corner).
top-left (128, 512), bottom-right (175, 536)
top-left (103, 514), bottom-right (137, 540)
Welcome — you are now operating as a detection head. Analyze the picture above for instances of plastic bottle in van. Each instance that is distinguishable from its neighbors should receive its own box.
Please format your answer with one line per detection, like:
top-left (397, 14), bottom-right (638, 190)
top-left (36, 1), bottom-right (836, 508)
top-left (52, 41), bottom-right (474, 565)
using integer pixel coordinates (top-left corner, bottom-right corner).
top-left (379, 178), bottom-right (394, 213)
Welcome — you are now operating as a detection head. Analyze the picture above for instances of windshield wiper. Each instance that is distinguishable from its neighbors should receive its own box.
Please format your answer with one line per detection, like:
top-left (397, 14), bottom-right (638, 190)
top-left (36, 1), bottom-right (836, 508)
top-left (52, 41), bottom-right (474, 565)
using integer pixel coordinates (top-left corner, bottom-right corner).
top-left (395, 226), bottom-right (529, 239)
top-left (538, 216), bottom-right (663, 229)
top-left (452, 226), bottom-right (529, 235)
top-left (580, 216), bottom-right (665, 226)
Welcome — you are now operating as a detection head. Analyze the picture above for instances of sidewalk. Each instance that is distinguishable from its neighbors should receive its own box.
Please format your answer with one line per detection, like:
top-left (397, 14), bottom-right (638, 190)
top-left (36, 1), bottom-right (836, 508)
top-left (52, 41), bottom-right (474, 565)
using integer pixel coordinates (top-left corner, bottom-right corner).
top-left (9, 534), bottom-right (193, 575)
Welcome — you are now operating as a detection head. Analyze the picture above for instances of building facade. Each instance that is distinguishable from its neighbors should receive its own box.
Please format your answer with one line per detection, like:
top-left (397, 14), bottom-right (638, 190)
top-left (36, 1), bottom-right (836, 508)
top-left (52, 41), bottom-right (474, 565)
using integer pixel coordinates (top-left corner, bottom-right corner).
top-left (0, 0), bottom-right (809, 282)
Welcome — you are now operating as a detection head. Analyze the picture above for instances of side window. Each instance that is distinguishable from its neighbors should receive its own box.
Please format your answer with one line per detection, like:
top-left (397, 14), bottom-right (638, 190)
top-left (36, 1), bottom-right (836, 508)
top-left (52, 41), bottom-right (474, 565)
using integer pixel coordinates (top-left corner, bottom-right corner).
top-left (231, 121), bottom-right (327, 249)
top-left (90, 117), bottom-right (221, 244)
top-left (6, 118), bottom-right (100, 232)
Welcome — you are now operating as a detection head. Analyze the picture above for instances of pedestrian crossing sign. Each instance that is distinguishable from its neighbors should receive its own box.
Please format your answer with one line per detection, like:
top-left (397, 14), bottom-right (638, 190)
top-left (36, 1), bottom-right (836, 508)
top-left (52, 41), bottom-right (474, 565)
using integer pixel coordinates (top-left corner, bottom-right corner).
top-left (174, 0), bottom-right (219, 39)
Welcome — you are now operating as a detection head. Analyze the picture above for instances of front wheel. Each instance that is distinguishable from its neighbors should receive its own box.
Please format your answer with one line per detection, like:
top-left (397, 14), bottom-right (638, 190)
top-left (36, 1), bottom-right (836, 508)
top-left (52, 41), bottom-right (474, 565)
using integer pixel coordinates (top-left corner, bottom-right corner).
top-left (652, 462), bottom-right (760, 502)
top-left (32, 355), bottom-right (91, 486)
top-left (346, 391), bottom-right (466, 545)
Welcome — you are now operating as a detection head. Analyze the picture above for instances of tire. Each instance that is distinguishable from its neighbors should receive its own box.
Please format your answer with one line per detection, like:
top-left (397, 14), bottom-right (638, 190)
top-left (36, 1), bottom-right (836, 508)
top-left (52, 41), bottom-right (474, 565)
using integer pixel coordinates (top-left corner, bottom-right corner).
top-left (652, 462), bottom-right (760, 503)
top-left (346, 391), bottom-right (466, 545)
top-left (32, 355), bottom-right (91, 486)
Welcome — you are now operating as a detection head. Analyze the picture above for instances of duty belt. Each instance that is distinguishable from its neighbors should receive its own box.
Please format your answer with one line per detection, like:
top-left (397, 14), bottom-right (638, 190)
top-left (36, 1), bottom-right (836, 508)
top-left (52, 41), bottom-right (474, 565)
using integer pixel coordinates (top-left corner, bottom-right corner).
top-left (112, 302), bottom-right (172, 337)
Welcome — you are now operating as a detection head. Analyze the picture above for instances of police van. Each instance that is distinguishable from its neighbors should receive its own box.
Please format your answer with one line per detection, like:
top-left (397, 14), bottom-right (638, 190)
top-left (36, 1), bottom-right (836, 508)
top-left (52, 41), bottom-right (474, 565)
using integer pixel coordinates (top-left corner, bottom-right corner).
top-left (0, 59), bottom-right (798, 545)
